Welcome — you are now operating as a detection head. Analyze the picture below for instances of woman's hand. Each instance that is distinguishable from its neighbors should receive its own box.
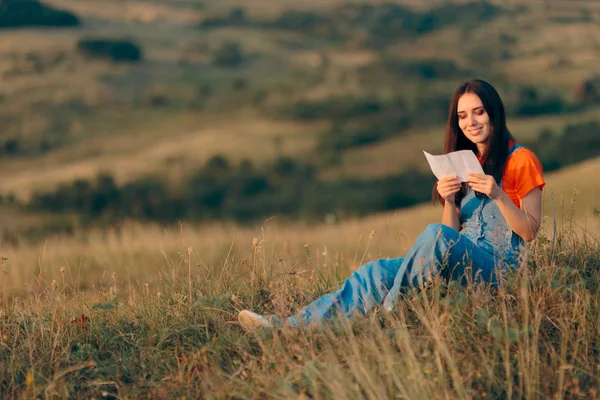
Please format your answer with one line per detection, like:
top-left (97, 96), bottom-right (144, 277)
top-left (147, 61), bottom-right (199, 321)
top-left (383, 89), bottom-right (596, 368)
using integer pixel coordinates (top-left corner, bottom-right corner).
top-left (437, 175), bottom-right (462, 203)
top-left (467, 173), bottom-right (502, 199)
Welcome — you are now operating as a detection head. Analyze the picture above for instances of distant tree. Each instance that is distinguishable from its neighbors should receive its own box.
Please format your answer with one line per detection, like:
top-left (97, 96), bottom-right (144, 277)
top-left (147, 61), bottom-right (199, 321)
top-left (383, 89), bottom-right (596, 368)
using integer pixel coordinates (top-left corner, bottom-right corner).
top-left (527, 121), bottom-right (600, 172)
top-left (0, 0), bottom-right (80, 28)
top-left (203, 155), bottom-right (232, 175)
top-left (229, 7), bottom-right (246, 24)
top-left (213, 41), bottom-right (244, 67)
top-left (2, 138), bottom-right (20, 155)
top-left (199, 6), bottom-right (247, 29)
top-left (76, 38), bottom-right (143, 63)
top-left (514, 86), bottom-right (565, 116)
top-left (576, 77), bottom-right (600, 105)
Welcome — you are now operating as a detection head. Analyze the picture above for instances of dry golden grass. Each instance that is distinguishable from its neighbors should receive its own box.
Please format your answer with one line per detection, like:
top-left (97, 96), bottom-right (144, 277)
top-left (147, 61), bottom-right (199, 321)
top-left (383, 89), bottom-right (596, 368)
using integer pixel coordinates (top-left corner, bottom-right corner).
top-left (1, 150), bottom-right (599, 399)
top-left (1, 154), bottom-right (598, 295)
top-left (1, 213), bottom-right (598, 398)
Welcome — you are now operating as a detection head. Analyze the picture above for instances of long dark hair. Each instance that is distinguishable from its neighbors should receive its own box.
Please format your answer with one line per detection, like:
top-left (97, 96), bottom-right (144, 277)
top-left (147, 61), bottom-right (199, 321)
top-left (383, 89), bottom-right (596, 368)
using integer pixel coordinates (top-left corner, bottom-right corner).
top-left (434, 79), bottom-right (515, 206)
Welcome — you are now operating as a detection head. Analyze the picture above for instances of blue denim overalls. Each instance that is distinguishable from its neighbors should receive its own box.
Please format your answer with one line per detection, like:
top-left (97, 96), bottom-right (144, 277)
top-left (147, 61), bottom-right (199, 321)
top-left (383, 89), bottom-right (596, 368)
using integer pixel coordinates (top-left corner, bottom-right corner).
top-left (286, 144), bottom-right (527, 327)
top-left (459, 145), bottom-right (525, 268)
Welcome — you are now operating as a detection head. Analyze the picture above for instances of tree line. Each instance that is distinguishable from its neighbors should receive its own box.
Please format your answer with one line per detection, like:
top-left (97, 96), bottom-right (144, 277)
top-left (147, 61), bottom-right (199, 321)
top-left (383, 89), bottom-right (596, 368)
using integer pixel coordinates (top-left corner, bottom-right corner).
top-left (26, 156), bottom-right (435, 227)
top-left (21, 119), bottom-right (600, 228)
top-left (199, 2), bottom-right (504, 48)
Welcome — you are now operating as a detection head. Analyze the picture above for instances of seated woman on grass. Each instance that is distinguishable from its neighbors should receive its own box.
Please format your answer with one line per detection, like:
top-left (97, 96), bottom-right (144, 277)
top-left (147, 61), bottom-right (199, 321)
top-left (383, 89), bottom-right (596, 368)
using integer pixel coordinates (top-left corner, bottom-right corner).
top-left (238, 79), bottom-right (545, 331)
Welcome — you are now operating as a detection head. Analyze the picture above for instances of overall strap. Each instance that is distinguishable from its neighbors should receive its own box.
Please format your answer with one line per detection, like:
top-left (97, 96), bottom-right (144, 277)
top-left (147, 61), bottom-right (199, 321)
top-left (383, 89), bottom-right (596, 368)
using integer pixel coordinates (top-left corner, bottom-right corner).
top-left (496, 143), bottom-right (525, 189)
top-left (508, 143), bottom-right (524, 157)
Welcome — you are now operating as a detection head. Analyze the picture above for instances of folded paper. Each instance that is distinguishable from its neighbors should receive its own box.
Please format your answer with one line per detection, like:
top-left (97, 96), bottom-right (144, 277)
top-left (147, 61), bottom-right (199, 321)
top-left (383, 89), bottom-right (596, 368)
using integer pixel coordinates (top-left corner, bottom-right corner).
top-left (423, 150), bottom-right (484, 182)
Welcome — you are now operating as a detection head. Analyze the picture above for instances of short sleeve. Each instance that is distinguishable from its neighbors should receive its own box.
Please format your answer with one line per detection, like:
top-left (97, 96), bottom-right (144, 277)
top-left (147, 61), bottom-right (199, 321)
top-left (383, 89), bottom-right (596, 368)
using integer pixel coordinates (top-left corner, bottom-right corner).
top-left (505, 148), bottom-right (545, 201)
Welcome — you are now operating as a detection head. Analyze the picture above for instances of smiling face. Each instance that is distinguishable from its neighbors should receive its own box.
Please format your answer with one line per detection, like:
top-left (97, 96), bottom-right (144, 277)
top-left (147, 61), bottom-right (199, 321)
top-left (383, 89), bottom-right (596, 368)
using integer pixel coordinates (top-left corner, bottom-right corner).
top-left (457, 92), bottom-right (492, 155)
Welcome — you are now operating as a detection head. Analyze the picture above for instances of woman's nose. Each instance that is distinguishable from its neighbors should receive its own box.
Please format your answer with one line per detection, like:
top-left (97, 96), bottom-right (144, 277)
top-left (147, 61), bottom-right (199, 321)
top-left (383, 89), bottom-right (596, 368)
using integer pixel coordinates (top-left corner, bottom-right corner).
top-left (468, 113), bottom-right (477, 126)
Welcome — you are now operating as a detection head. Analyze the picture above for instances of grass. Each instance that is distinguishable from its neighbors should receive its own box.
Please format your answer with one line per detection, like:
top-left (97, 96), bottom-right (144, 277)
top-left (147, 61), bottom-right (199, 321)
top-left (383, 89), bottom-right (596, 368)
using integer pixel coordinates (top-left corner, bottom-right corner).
top-left (0, 158), bottom-right (597, 397)
top-left (0, 203), bottom-right (599, 398)
top-left (1, 3), bottom-right (600, 395)
top-left (2, 149), bottom-right (599, 291)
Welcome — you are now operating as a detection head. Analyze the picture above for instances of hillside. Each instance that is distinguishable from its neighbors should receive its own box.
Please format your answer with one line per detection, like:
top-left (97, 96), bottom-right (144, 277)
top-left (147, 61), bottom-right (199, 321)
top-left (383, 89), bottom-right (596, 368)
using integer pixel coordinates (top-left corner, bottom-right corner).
top-left (2, 3), bottom-right (600, 398)
top-left (0, 0), bottom-right (599, 236)
top-left (2, 153), bottom-right (598, 294)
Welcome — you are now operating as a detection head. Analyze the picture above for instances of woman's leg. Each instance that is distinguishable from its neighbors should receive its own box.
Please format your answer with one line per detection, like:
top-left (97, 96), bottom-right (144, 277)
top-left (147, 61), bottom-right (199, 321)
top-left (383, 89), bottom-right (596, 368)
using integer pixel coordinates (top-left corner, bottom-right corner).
top-left (382, 223), bottom-right (505, 312)
top-left (239, 223), bottom-right (502, 330)
top-left (286, 257), bottom-right (403, 327)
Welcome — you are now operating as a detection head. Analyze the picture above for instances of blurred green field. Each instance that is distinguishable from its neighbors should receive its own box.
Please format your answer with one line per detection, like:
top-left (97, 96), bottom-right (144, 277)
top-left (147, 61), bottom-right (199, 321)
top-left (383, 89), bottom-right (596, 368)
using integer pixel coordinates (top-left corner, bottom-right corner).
top-left (0, 0), bottom-right (598, 246)
top-left (1, 0), bottom-right (599, 194)
top-left (0, 0), bottom-right (597, 234)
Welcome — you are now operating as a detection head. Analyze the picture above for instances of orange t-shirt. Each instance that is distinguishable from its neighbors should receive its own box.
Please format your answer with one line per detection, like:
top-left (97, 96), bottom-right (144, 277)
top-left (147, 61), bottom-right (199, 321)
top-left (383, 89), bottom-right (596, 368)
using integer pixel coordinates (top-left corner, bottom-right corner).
top-left (501, 143), bottom-right (545, 208)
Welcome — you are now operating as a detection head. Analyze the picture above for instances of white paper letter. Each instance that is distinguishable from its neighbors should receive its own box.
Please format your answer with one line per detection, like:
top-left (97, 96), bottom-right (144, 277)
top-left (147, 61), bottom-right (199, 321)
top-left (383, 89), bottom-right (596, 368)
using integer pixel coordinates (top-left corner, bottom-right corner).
top-left (424, 150), bottom-right (484, 182)
top-left (423, 151), bottom-right (455, 180)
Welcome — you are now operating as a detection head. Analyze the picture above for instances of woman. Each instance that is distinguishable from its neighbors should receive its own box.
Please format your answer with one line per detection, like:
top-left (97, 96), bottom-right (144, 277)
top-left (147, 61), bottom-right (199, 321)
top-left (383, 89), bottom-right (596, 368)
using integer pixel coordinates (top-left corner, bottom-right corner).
top-left (238, 79), bottom-right (545, 331)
